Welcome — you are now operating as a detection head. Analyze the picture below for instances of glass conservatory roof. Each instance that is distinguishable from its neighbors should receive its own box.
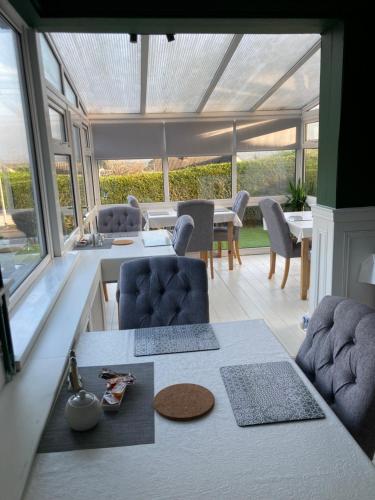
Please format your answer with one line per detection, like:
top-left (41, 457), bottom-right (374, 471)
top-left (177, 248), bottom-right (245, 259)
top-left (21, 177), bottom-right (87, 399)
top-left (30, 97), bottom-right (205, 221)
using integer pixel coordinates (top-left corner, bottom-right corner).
top-left (49, 33), bottom-right (321, 115)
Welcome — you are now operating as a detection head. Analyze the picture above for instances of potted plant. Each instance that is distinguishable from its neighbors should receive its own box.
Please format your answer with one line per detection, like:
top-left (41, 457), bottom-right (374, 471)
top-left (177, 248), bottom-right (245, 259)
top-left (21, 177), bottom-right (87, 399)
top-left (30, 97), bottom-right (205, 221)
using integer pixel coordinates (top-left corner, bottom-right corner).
top-left (285, 179), bottom-right (308, 211)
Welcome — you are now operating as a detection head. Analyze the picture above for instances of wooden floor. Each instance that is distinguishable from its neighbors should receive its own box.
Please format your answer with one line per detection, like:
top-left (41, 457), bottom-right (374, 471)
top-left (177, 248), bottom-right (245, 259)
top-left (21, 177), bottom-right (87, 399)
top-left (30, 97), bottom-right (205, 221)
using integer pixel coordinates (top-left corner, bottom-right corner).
top-left (105, 252), bottom-right (308, 357)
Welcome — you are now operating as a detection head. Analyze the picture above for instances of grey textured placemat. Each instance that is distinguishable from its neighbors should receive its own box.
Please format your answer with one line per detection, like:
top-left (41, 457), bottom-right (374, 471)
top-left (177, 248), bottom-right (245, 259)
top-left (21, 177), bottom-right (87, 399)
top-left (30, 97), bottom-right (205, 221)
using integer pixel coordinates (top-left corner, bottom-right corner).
top-left (220, 361), bottom-right (325, 427)
top-left (73, 238), bottom-right (113, 250)
top-left (38, 363), bottom-right (154, 453)
top-left (135, 323), bottom-right (219, 356)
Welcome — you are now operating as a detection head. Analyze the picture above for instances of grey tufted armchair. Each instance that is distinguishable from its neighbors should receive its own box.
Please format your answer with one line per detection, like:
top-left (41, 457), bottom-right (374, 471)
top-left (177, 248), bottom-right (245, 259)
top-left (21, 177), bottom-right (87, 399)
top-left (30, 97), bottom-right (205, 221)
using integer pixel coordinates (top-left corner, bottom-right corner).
top-left (259, 198), bottom-right (304, 289)
top-left (171, 215), bottom-right (194, 256)
top-left (177, 200), bottom-right (215, 279)
top-left (118, 256), bottom-right (209, 330)
top-left (98, 206), bottom-right (142, 233)
top-left (214, 190), bottom-right (249, 265)
top-left (127, 195), bottom-right (146, 229)
top-left (296, 295), bottom-right (375, 458)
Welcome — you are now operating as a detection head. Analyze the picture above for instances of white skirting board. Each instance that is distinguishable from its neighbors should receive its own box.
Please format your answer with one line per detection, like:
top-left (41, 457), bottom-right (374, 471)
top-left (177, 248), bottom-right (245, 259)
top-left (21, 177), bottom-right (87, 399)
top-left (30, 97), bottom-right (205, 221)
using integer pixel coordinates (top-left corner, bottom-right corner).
top-left (309, 205), bottom-right (375, 312)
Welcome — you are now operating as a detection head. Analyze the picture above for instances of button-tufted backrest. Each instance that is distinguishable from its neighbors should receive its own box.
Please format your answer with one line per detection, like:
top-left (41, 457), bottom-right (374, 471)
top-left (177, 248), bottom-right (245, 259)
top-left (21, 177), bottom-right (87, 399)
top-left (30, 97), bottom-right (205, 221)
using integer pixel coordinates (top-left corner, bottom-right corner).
top-left (172, 215), bottom-right (194, 256)
top-left (97, 206), bottom-right (142, 233)
top-left (259, 198), bottom-right (294, 258)
top-left (232, 190), bottom-right (249, 239)
top-left (296, 295), bottom-right (375, 458)
top-left (118, 256), bottom-right (209, 330)
top-left (177, 200), bottom-right (214, 252)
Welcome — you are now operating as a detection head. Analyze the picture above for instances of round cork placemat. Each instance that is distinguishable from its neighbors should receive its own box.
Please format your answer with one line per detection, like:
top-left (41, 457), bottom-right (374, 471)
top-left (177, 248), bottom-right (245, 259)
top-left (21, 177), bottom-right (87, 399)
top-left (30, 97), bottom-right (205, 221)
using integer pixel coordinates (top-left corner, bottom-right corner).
top-left (153, 383), bottom-right (214, 421)
top-left (112, 239), bottom-right (134, 246)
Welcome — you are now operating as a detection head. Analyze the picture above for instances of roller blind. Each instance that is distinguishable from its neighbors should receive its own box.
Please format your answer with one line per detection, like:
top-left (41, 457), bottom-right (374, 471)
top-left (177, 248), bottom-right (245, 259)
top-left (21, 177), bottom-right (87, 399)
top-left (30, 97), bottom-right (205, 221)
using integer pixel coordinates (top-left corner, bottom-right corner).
top-left (165, 121), bottom-right (233, 157)
top-left (92, 122), bottom-right (164, 159)
top-left (236, 118), bottom-right (300, 151)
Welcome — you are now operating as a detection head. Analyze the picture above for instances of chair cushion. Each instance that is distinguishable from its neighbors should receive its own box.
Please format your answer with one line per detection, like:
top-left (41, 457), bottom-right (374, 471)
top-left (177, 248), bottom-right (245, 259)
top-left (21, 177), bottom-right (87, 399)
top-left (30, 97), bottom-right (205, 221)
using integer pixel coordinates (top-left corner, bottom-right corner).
top-left (118, 256), bottom-right (209, 330)
top-left (296, 295), bottom-right (375, 458)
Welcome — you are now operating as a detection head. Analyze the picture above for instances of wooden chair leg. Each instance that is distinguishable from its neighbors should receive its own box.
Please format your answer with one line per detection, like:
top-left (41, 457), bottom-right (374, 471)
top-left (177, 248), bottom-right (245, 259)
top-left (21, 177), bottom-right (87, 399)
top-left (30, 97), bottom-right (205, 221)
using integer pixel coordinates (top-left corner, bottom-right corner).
top-left (103, 282), bottom-right (109, 302)
top-left (281, 258), bottom-right (290, 289)
top-left (235, 241), bottom-right (242, 265)
top-left (268, 251), bottom-right (276, 279)
top-left (217, 241), bottom-right (222, 258)
top-left (209, 251), bottom-right (214, 279)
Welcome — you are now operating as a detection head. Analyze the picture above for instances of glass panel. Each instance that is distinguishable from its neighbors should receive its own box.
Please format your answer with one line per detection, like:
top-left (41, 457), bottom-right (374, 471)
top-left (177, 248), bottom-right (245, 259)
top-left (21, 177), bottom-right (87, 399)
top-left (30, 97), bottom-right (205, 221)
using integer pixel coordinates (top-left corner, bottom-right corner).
top-left (0, 17), bottom-right (46, 294)
top-left (40, 35), bottom-right (62, 92)
top-left (168, 156), bottom-right (232, 201)
top-left (205, 34), bottom-right (320, 112)
top-left (83, 126), bottom-right (90, 148)
top-left (54, 155), bottom-right (77, 238)
top-left (147, 34), bottom-right (233, 113)
top-left (98, 159), bottom-right (163, 203)
top-left (48, 107), bottom-right (65, 141)
top-left (64, 76), bottom-right (77, 107)
top-left (259, 50), bottom-right (321, 110)
top-left (72, 127), bottom-right (88, 217)
top-left (237, 150), bottom-right (296, 196)
top-left (50, 33), bottom-right (141, 113)
top-left (304, 148), bottom-right (318, 196)
top-left (305, 121), bottom-right (319, 142)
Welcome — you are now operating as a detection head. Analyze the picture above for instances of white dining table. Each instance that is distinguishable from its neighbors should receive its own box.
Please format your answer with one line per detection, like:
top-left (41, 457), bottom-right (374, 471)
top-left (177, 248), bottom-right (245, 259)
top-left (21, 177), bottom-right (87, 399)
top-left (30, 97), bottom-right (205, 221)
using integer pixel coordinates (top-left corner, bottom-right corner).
top-left (264, 210), bottom-right (313, 300)
top-left (145, 207), bottom-right (242, 270)
top-left (24, 320), bottom-right (375, 500)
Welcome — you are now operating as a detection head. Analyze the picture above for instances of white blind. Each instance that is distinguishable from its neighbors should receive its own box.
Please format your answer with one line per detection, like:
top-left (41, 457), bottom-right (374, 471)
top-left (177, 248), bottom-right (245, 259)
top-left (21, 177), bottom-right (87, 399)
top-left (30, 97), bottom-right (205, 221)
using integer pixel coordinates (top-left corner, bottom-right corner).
top-left (236, 118), bottom-right (300, 151)
top-left (165, 121), bottom-right (233, 157)
top-left (92, 122), bottom-right (164, 159)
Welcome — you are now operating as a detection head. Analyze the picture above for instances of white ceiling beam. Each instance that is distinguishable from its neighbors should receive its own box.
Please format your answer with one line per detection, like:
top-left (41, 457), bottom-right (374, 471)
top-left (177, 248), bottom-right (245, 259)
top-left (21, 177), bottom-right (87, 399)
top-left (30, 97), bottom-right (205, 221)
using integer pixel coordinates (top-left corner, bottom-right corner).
top-left (89, 109), bottom-right (302, 123)
top-left (195, 34), bottom-right (244, 113)
top-left (302, 96), bottom-right (319, 112)
top-left (249, 39), bottom-right (321, 112)
top-left (140, 35), bottom-right (149, 114)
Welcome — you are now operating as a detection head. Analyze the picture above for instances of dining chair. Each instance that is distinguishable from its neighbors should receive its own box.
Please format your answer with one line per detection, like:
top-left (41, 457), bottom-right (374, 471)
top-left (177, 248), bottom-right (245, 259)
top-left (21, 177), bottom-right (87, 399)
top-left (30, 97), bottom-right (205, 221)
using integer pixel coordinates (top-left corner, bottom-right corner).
top-left (259, 198), bottom-right (303, 289)
top-left (171, 215), bottom-right (195, 256)
top-left (97, 206), bottom-right (142, 300)
top-left (214, 190), bottom-right (249, 265)
top-left (127, 195), bottom-right (146, 229)
top-left (296, 295), bottom-right (375, 459)
top-left (177, 200), bottom-right (215, 279)
top-left (118, 256), bottom-right (209, 330)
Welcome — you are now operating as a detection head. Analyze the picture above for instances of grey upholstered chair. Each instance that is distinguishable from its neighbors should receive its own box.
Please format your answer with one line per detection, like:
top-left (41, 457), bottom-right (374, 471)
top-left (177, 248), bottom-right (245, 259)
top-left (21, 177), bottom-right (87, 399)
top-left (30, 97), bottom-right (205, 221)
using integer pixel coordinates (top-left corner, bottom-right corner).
top-left (214, 190), bottom-right (249, 265)
top-left (12, 210), bottom-right (37, 239)
top-left (177, 200), bottom-right (215, 279)
top-left (171, 215), bottom-right (195, 256)
top-left (98, 206), bottom-right (142, 233)
top-left (259, 198), bottom-right (303, 289)
top-left (118, 256), bottom-right (209, 330)
top-left (98, 206), bottom-right (142, 301)
top-left (296, 295), bottom-right (375, 459)
top-left (127, 195), bottom-right (146, 229)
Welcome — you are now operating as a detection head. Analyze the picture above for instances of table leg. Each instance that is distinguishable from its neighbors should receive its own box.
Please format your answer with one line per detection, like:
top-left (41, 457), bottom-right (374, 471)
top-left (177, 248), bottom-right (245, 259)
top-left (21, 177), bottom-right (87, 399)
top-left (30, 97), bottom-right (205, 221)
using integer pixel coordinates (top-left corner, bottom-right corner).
top-left (227, 221), bottom-right (234, 271)
top-left (300, 238), bottom-right (310, 300)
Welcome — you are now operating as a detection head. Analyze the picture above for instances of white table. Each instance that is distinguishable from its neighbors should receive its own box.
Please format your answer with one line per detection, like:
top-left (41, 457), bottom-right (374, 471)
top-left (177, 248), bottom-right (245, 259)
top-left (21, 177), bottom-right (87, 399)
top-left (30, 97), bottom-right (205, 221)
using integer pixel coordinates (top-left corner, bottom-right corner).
top-left (146, 207), bottom-right (242, 270)
top-left (264, 210), bottom-right (313, 300)
top-left (25, 320), bottom-right (375, 500)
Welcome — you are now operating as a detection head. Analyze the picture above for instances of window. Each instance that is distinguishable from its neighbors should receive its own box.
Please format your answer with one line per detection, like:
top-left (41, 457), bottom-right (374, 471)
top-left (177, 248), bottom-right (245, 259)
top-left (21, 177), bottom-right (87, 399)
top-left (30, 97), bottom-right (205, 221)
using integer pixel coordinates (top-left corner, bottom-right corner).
top-left (305, 122), bottom-right (319, 142)
top-left (72, 127), bottom-right (88, 217)
top-left (64, 76), bottom-right (77, 107)
top-left (304, 149), bottom-right (318, 196)
top-left (237, 150), bottom-right (296, 196)
top-left (98, 159), bottom-right (164, 203)
top-left (53, 155), bottom-right (77, 237)
top-left (0, 17), bottom-right (46, 294)
top-left (168, 156), bottom-right (232, 201)
top-left (48, 106), bottom-right (66, 142)
top-left (40, 35), bottom-right (62, 92)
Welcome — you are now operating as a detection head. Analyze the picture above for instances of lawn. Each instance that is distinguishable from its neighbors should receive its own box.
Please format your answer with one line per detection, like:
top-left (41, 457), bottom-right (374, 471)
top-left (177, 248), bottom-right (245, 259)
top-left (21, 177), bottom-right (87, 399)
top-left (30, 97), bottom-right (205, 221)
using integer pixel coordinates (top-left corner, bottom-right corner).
top-left (214, 225), bottom-right (270, 250)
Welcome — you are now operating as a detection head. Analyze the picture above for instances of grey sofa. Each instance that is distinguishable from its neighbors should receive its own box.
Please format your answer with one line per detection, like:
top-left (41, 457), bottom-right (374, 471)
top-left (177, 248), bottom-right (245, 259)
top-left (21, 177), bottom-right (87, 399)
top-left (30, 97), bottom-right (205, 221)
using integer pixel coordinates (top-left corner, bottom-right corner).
top-left (118, 256), bottom-right (209, 330)
top-left (296, 295), bottom-right (375, 458)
